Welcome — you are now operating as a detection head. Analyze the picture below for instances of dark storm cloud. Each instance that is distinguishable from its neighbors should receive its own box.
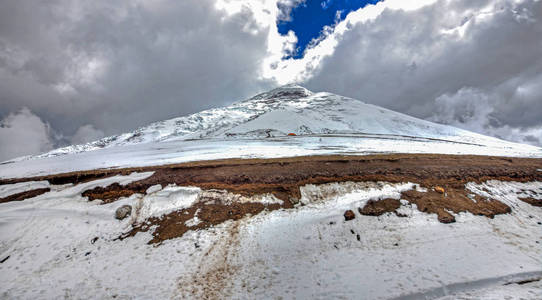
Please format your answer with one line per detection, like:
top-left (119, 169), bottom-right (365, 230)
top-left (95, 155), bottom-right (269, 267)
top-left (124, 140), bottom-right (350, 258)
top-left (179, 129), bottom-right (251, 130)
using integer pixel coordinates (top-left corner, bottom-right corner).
top-left (0, 0), bottom-right (274, 160)
top-left (1, 0), bottom-right (541, 161)
top-left (304, 0), bottom-right (542, 145)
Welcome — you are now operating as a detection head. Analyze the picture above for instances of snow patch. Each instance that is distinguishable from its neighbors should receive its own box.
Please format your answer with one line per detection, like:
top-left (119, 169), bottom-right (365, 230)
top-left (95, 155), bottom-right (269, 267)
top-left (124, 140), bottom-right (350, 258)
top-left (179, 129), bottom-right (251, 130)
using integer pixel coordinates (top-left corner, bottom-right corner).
top-left (185, 214), bottom-right (202, 227)
top-left (0, 181), bottom-right (50, 198)
top-left (1, 180), bottom-right (541, 298)
top-left (466, 180), bottom-right (542, 207)
top-left (145, 184), bottom-right (162, 194)
top-left (136, 185), bottom-right (201, 222)
top-left (299, 181), bottom-right (416, 206)
top-left (198, 189), bottom-right (283, 205)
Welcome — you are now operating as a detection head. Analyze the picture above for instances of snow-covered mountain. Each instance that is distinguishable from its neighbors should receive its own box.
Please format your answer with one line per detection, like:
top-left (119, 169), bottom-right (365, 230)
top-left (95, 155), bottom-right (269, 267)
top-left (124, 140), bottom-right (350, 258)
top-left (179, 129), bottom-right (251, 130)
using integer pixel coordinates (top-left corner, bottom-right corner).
top-left (2, 84), bottom-right (541, 179)
top-left (41, 84), bottom-right (531, 157)
top-left (2, 85), bottom-right (542, 299)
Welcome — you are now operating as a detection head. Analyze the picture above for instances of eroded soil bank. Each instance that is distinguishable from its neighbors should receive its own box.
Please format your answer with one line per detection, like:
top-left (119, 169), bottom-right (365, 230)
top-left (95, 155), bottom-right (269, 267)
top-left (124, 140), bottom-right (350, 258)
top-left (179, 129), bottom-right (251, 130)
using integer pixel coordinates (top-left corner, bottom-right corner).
top-left (3, 154), bottom-right (541, 198)
top-left (2, 154), bottom-right (542, 243)
top-left (0, 188), bottom-right (51, 204)
top-left (63, 154), bottom-right (542, 203)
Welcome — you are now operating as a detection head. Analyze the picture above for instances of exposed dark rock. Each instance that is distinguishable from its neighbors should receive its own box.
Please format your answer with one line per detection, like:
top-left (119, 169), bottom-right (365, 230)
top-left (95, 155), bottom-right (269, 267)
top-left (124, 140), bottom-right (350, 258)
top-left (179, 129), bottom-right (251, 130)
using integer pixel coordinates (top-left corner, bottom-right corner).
top-left (344, 210), bottom-right (355, 221)
top-left (115, 205), bottom-right (132, 220)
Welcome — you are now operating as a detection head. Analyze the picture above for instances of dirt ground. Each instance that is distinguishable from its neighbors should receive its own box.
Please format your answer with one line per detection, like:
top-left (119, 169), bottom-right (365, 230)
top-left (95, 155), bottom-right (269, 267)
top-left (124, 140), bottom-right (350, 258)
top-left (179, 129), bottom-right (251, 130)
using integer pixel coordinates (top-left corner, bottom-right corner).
top-left (2, 154), bottom-right (542, 242)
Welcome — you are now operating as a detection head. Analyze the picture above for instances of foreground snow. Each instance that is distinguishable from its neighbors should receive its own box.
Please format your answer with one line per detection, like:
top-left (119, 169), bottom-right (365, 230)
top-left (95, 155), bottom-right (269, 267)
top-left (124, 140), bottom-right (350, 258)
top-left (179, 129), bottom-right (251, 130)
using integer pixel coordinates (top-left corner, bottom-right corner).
top-left (1, 177), bottom-right (541, 299)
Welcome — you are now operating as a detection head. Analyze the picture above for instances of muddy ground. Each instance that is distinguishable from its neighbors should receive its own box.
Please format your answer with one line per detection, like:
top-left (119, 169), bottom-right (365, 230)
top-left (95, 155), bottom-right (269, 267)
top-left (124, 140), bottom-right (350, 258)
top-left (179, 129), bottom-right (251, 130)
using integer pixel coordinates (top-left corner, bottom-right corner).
top-left (2, 154), bottom-right (542, 243)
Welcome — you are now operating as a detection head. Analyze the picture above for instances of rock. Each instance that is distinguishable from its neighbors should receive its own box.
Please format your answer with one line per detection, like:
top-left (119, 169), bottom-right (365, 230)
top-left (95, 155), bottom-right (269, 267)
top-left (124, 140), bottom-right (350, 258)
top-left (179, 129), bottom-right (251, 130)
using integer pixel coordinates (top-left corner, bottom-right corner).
top-left (437, 212), bottom-right (456, 224)
top-left (115, 205), bottom-right (132, 220)
top-left (434, 186), bottom-right (445, 194)
top-left (344, 210), bottom-right (355, 221)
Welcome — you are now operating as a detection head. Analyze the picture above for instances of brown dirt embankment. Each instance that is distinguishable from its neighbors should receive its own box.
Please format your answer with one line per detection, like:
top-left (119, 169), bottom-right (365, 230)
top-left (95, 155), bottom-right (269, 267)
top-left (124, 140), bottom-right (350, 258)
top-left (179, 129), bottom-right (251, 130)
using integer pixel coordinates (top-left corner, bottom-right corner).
top-left (0, 188), bottom-right (51, 204)
top-left (2, 154), bottom-right (542, 243)
top-left (77, 154), bottom-right (542, 204)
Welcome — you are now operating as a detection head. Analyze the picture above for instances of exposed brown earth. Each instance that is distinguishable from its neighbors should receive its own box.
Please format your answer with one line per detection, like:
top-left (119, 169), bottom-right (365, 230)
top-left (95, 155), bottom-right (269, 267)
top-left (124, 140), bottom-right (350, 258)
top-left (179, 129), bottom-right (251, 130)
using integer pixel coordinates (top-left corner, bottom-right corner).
top-left (358, 186), bottom-right (514, 223)
top-left (519, 197), bottom-right (542, 207)
top-left (0, 188), bottom-right (51, 204)
top-left (66, 154), bottom-right (542, 204)
top-left (2, 154), bottom-right (541, 189)
top-left (400, 189), bottom-right (511, 223)
top-left (359, 199), bottom-right (403, 217)
top-left (83, 183), bottom-right (148, 203)
top-left (122, 199), bottom-right (283, 244)
top-left (2, 154), bottom-right (542, 242)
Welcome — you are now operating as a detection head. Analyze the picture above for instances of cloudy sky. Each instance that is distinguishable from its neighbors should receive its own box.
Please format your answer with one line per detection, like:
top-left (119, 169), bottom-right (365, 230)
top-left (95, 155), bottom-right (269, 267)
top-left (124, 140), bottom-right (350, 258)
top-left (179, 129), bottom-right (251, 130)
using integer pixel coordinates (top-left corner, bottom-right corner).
top-left (1, 0), bottom-right (541, 161)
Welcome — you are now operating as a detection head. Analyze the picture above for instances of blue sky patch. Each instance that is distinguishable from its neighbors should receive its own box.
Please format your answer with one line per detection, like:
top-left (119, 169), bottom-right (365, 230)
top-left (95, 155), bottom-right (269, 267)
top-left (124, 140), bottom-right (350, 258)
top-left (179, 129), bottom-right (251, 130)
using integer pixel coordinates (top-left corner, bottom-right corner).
top-left (277, 0), bottom-right (381, 59)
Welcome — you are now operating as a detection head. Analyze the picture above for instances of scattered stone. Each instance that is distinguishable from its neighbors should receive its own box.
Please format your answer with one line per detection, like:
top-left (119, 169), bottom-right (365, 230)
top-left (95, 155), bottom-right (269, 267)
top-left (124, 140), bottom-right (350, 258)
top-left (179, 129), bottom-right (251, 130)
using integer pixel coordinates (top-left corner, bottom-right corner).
top-left (344, 210), bottom-right (355, 221)
top-left (393, 243), bottom-right (399, 247)
top-left (84, 251), bottom-right (91, 256)
top-left (437, 212), bottom-right (456, 224)
top-left (434, 186), bottom-right (445, 194)
top-left (350, 229), bottom-right (355, 234)
top-left (356, 234), bottom-right (360, 241)
top-left (90, 237), bottom-right (98, 244)
top-left (329, 221), bottom-right (336, 225)
top-left (115, 205), bottom-right (132, 220)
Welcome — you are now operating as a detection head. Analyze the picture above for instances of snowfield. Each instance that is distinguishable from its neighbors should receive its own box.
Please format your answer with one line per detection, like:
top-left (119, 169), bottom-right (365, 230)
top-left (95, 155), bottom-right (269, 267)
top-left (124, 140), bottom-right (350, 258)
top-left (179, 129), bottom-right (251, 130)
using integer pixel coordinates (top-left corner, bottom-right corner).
top-left (1, 85), bottom-right (542, 299)
top-left (1, 176), bottom-right (541, 299)
top-left (1, 85), bottom-right (540, 179)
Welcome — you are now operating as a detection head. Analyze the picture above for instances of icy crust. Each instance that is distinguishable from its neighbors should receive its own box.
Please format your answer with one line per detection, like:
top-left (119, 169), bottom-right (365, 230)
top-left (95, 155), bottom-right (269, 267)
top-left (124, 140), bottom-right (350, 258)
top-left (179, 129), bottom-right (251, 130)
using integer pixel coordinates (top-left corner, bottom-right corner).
top-left (16, 85), bottom-right (541, 162)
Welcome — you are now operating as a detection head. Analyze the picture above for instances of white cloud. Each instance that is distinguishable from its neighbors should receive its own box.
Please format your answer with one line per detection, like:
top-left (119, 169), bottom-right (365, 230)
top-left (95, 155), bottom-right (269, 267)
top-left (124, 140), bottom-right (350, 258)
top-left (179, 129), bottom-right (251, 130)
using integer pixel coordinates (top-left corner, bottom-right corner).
top-left (260, 0), bottom-right (440, 84)
top-left (0, 108), bottom-right (53, 161)
top-left (430, 87), bottom-right (541, 146)
top-left (301, 0), bottom-right (542, 145)
top-left (430, 88), bottom-right (495, 134)
top-left (70, 124), bottom-right (105, 145)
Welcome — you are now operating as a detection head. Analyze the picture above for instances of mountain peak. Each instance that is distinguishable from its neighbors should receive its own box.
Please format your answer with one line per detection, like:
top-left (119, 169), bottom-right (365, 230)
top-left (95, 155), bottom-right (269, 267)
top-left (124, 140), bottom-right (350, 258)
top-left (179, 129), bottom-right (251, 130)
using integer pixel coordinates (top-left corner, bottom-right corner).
top-left (248, 84), bottom-right (313, 101)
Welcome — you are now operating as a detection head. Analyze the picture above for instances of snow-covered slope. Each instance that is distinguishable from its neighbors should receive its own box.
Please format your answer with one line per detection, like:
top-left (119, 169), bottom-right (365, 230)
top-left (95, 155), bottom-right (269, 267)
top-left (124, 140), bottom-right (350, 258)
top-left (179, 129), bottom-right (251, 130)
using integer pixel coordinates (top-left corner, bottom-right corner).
top-left (38, 84), bottom-right (537, 157)
top-left (1, 177), bottom-right (541, 298)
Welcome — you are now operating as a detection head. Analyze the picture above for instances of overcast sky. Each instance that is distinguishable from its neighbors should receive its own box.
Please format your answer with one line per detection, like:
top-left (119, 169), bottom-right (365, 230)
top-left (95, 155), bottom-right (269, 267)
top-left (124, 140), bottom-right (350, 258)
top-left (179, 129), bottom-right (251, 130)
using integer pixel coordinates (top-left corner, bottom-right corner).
top-left (1, 0), bottom-right (541, 161)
